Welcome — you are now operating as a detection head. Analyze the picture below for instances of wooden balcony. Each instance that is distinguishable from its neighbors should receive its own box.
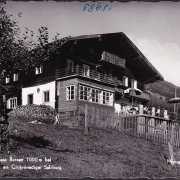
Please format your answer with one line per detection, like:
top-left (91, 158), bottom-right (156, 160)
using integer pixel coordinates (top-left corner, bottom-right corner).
top-left (56, 65), bottom-right (120, 86)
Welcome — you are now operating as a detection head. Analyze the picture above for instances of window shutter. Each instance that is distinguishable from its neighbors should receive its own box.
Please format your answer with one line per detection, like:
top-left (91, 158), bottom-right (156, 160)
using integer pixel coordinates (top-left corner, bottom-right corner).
top-left (99, 91), bottom-right (103, 104)
top-left (134, 80), bottom-right (137, 89)
top-left (66, 87), bottom-right (70, 101)
top-left (109, 93), bottom-right (113, 106)
top-left (87, 88), bottom-right (92, 101)
top-left (5, 77), bottom-right (10, 84)
top-left (7, 99), bottom-right (10, 109)
top-left (57, 82), bottom-right (60, 96)
top-left (35, 67), bottom-right (38, 74)
top-left (13, 73), bottom-right (18, 81)
top-left (126, 77), bottom-right (129, 87)
top-left (101, 51), bottom-right (105, 60)
top-left (40, 66), bottom-right (43, 73)
top-left (123, 76), bottom-right (128, 87)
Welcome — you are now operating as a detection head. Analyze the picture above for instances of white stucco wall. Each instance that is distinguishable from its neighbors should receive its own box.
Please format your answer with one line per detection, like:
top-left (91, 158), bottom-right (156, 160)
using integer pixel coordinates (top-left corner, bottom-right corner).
top-left (22, 81), bottom-right (56, 108)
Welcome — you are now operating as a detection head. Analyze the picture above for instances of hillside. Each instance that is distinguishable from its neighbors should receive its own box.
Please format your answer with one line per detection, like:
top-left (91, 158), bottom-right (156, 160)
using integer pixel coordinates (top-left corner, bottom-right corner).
top-left (145, 81), bottom-right (180, 114)
top-left (146, 81), bottom-right (180, 99)
top-left (1, 117), bottom-right (180, 178)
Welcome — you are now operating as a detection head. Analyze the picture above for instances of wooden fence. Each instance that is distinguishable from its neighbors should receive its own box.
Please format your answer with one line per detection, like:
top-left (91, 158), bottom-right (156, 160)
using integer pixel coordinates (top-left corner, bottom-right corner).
top-left (84, 105), bottom-right (180, 147)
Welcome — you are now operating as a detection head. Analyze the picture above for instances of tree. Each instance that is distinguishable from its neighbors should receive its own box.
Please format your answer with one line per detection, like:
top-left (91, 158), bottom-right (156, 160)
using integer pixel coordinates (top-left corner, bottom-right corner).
top-left (0, 2), bottom-right (70, 99)
top-left (0, 2), bottom-right (71, 152)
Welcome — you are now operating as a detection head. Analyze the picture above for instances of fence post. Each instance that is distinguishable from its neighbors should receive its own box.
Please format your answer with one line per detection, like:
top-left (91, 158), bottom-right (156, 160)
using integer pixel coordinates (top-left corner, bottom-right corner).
top-left (161, 120), bottom-right (168, 144)
top-left (164, 110), bottom-right (168, 119)
top-left (170, 124), bottom-right (175, 146)
top-left (137, 105), bottom-right (143, 135)
top-left (139, 105), bottom-right (144, 114)
top-left (84, 104), bottom-right (88, 135)
top-left (150, 107), bottom-right (155, 138)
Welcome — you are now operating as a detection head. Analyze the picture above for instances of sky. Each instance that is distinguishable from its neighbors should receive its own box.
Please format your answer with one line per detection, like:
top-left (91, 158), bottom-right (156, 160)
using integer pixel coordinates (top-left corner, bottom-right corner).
top-left (4, 1), bottom-right (180, 87)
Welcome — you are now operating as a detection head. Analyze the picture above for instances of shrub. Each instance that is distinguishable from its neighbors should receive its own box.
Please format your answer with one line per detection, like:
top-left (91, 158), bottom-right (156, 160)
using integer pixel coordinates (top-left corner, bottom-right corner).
top-left (8, 104), bottom-right (56, 125)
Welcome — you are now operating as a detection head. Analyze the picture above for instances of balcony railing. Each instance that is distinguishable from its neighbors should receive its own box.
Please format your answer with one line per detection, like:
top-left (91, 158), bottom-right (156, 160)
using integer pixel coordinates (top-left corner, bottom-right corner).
top-left (56, 65), bottom-right (120, 86)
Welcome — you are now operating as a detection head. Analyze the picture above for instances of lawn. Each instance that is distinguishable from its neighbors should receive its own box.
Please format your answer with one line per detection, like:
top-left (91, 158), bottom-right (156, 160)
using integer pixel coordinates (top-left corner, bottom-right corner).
top-left (0, 116), bottom-right (180, 178)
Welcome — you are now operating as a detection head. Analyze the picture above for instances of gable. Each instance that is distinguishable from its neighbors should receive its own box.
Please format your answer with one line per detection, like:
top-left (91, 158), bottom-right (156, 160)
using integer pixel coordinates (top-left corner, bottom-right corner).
top-left (61, 32), bottom-right (164, 83)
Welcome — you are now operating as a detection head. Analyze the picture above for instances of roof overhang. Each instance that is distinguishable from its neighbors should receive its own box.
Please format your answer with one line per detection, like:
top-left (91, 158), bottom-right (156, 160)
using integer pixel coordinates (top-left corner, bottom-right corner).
top-left (59, 32), bottom-right (164, 83)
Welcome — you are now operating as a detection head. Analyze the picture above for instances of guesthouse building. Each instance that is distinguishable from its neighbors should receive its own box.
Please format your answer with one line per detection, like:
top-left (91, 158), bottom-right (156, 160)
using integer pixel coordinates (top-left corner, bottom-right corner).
top-left (5, 32), bottom-right (164, 115)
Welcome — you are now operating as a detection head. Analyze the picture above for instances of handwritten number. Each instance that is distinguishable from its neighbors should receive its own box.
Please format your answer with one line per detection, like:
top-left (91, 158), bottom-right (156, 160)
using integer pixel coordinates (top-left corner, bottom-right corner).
top-left (88, 4), bottom-right (95, 12)
top-left (83, 3), bottom-right (112, 12)
top-left (83, 4), bottom-right (89, 11)
top-left (102, 5), bottom-right (108, 11)
top-left (108, 6), bottom-right (112, 11)
top-left (96, 3), bottom-right (102, 11)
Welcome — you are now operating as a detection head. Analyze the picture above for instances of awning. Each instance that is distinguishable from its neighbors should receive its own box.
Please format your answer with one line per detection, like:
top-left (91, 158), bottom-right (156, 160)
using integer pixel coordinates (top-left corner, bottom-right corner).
top-left (167, 97), bottom-right (180, 104)
top-left (124, 88), bottom-right (142, 95)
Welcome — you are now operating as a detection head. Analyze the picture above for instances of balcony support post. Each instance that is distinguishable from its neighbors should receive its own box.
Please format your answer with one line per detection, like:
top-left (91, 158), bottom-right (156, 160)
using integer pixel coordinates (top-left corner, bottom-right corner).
top-left (114, 77), bottom-right (117, 86)
top-left (76, 65), bottom-right (79, 75)
top-left (104, 73), bottom-right (107, 83)
top-left (92, 70), bottom-right (95, 79)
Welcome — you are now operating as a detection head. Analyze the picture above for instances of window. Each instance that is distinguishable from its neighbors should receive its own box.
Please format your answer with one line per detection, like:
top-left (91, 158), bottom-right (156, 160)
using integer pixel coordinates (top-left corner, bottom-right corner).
top-left (79, 84), bottom-right (113, 106)
top-left (103, 91), bottom-right (106, 104)
top-left (28, 94), bottom-right (33, 105)
top-left (7, 97), bottom-right (17, 109)
top-left (13, 73), bottom-right (18, 82)
top-left (102, 92), bottom-right (113, 106)
top-left (5, 77), bottom-right (10, 84)
top-left (67, 60), bottom-right (74, 72)
top-left (92, 89), bottom-right (99, 103)
top-left (80, 85), bottom-right (99, 102)
top-left (35, 65), bottom-right (43, 75)
top-left (80, 85), bottom-right (84, 100)
top-left (83, 65), bottom-right (90, 77)
top-left (66, 85), bottom-right (75, 101)
top-left (131, 79), bottom-right (137, 89)
top-left (122, 76), bottom-right (128, 87)
top-left (43, 91), bottom-right (50, 103)
top-left (80, 85), bottom-right (88, 101)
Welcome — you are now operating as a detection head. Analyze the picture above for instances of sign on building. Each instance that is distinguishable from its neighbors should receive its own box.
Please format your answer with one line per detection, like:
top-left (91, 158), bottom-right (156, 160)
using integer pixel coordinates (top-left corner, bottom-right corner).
top-left (101, 51), bottom-right (126, 68)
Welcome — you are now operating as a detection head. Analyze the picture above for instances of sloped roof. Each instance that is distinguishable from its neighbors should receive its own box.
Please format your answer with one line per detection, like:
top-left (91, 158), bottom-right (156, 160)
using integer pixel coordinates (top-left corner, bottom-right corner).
top-left (63, 32), bottom-right (164, 83)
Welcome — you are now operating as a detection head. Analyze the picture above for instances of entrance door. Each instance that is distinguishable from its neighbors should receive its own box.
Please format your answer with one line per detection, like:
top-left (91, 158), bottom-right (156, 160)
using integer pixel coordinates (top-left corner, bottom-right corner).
top-left (28, 94), bottom-right (33, 105)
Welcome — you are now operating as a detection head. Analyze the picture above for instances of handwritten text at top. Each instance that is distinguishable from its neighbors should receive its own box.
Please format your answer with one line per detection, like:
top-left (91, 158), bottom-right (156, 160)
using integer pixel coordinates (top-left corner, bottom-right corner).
top-left (83, 3), bottom-right (112, 12)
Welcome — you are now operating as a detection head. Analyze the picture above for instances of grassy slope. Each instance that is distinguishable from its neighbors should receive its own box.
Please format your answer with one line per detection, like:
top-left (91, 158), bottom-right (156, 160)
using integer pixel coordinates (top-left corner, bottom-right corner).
top-left (1, 117), bottom-right (180, 178)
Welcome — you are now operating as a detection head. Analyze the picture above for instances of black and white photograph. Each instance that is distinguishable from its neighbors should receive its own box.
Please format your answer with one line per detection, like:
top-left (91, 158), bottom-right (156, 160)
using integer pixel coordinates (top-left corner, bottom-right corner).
top-left (1, 0), bottom-right (180, 178)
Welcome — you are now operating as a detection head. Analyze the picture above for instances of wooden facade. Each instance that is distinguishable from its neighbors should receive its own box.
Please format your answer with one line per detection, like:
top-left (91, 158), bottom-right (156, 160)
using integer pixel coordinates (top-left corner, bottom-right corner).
top-left (54, 32), bottom-right (164, 114)
top-left (5, 32), bottom-right (164, 112)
